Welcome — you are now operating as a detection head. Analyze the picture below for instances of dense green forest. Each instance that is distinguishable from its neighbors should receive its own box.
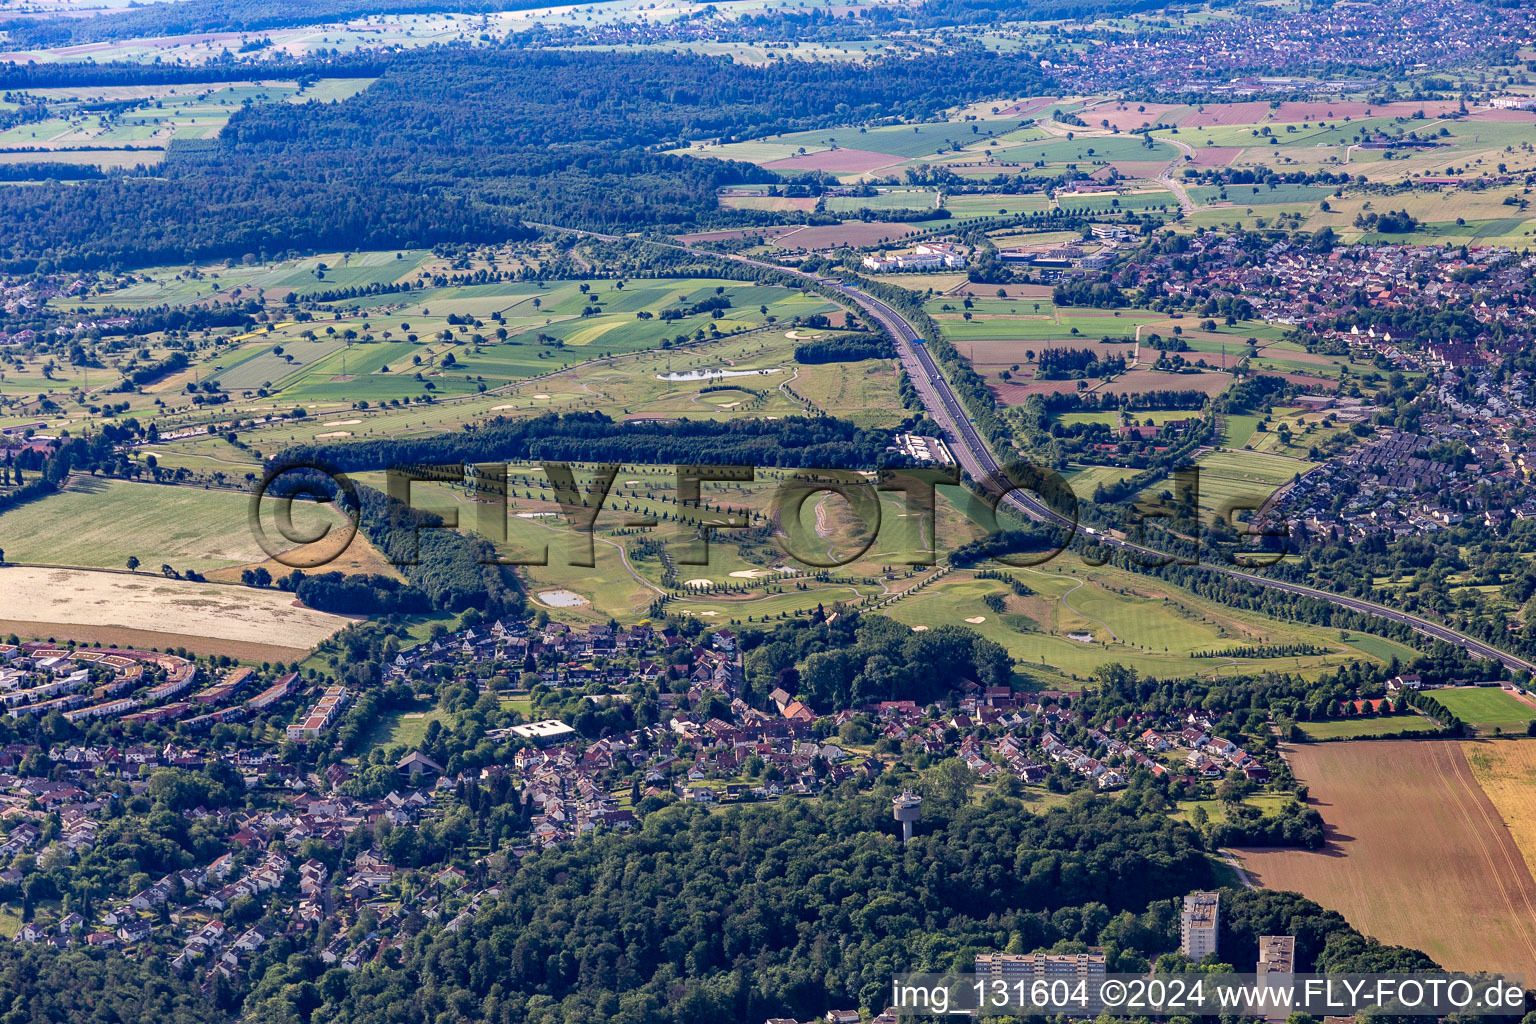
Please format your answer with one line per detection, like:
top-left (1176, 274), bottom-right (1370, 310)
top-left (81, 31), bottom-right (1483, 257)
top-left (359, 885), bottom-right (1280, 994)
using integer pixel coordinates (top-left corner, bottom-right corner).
top-left (0, 0), bottom-right (549, 47)
top-left (239, 792), bottom-right (1193, 1023)
top-left (0, 46), bottom-right (1045, 270)
top-left (273, 410), bottom-right (896, 473)
top-left (0, 944), bottom-right (216, 1024)
top-left (742, 613), bottom-right (1013, 707)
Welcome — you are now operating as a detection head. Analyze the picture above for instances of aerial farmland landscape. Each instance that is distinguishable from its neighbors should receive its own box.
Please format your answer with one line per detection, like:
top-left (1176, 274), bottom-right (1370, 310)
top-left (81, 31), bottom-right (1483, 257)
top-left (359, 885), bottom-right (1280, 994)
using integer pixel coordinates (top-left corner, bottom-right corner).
top-left (3, 0), bottom-right (1536, 1022)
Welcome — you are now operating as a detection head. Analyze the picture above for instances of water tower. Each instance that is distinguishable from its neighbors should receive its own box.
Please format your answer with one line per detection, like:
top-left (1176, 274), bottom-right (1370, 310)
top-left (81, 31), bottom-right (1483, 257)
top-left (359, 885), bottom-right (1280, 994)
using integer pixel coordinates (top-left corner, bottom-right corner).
top-left (893, 791), bottom-right (922, 843)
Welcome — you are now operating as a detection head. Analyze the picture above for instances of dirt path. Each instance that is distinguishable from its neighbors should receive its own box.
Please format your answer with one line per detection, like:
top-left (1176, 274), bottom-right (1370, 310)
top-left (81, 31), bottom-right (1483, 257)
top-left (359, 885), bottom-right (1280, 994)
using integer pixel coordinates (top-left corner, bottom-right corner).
top-left (1221, 850), bottom-right (1255, 889)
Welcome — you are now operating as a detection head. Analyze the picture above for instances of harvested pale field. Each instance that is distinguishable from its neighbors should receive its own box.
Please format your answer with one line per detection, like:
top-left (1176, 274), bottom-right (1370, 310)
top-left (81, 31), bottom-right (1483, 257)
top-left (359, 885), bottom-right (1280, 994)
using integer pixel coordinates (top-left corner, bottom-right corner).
top-left (673, 225), bottom-right (800, 244)
top-left (1465, 740), bottom-right (1536, 880)
top-left (1190, 146), bottom-right (1242, 167)
top-left (1079, 102), bottom-right (1186, 131)
top-left (774, 221), bottom-right (921, 247)
top-left (761, 148), bottom-right (903, 173)
top-left (996, 96), bottom-right (1062, 117)
top-left (202, 526), bottom-right (401, 584)
top-left (990, 377), bottom-right (1083, 402)
top-left (1099, 160), bottom-right (1169, 178)
top-left (719, 194), bottom-right (818, 212)
top-left (0, 565), bottom-right (352, 655)
top-left (1232, 740), bottom-right (1536, 975)
top-left (0, 619), bottom-right (309, 664)
top-left (1257, 345), bottom-right (1334, 366)
top-left (1471, 108), bottom-right (1536, 123)
top-left (1099, 369), bottom-right (1232, 396)
top-left (1184, 102), bottom-right (1275, 127)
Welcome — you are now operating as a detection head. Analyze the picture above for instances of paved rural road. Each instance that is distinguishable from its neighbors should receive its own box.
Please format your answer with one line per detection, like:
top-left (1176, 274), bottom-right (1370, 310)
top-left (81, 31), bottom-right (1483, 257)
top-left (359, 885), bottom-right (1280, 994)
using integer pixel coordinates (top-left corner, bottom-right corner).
top-left (1157, 137), bottom-right (1198, 215)
top-left (543, 224), bottom-right (1536, 673)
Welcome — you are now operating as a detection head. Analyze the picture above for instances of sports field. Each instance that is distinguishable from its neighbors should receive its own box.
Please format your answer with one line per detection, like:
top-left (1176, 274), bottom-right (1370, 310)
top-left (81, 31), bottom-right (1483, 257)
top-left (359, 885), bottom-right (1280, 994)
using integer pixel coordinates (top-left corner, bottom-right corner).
top-left (1428, 687), bottom-right (1536, 733)
top-left (1233, 740), bottom-right (1536, 975)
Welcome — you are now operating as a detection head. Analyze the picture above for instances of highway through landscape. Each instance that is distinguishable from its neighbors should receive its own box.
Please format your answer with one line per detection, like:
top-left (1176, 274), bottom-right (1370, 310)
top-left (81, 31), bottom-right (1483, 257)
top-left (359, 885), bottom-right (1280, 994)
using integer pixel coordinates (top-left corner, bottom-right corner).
top-left (571, 227), bottom-right (1534, 672)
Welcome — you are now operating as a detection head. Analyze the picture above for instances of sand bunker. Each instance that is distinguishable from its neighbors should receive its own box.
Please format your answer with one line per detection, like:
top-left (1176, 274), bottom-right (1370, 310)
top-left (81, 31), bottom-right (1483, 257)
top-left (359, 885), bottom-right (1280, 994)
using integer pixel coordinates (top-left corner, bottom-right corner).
top-left (533, 393), bottom-right (552, 399)
top-left (729, 569), bottom-right (773, 579)
top-left (964, 616), bottom-right (986, 624)
top-left (684, 578), bottom-right (713, 588)
top-left (315, 431), bottom-right (352, 439)
top-left (323, 419), bottom-right (361, 427)
top-left (910, 625), bottom-right (930, 632)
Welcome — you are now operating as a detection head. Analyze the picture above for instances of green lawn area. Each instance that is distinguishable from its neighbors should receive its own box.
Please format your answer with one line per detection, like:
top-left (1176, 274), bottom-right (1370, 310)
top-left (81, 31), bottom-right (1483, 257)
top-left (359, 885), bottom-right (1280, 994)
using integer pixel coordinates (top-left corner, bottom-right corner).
top-left (0, 477), bottom-right (298, 571)
top-left (1426, 687), bottom-right (1536, 733)
top-left (1173, 792), bottom-right (1294, 824)
top-left (1299, 715), bottom-right (1442, 740)
top-left (353, 702), bottom-right (446, 755)
top-left (824, 189), bottom-right (937, 212)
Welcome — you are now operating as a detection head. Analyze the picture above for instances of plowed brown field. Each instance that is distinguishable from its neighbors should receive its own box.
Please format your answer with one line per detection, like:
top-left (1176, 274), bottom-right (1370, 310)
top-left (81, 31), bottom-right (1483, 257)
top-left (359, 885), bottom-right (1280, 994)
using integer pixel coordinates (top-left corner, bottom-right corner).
top-left (1232, 740), bottom-right (1536, 975)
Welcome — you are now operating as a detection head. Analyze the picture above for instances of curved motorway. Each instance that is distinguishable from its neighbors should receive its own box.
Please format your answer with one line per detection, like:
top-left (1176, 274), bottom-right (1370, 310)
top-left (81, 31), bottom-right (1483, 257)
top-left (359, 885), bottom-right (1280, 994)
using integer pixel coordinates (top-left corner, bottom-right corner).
top-left (556, 226), bottom-right (1534, 672)
top-left (840, 281), bottom-right (1535, 673)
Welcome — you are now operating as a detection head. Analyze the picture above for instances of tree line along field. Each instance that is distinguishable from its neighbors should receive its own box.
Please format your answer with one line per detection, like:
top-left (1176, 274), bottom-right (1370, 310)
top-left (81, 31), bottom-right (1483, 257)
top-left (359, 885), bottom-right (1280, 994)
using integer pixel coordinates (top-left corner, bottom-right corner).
top-left (1233, 740), bottom-right (1536, 977)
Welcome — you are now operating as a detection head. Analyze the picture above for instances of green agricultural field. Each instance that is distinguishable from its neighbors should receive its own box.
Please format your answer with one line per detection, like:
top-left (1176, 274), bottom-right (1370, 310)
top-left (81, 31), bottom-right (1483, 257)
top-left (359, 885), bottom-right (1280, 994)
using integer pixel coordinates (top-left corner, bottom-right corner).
top-left (1299, 715), bottom-right (1443, 740)
top-left (989, 135), bottom-right (1174, 164)
top-left (1178, 449), bottom-right (1312, 521)
top-left (1427, 688), bottom-right (1536, 733)
top-left (352, 702), bottom-right (447, 755)
top-left (824, 189), bottom-right (938, 212)
top-left (1063, 464), bottom-right (1142, 503)
top-left (1188, 182), bottom-right (1337, 208)
top-left (943, 193), bottom-right (1056, 219)
top-left (1056, 190), bottom-right (1177, 214)
top-left (0, 477), bottom-right (311, 572)
top-left (1173, 792), bottom-right (1295, 824)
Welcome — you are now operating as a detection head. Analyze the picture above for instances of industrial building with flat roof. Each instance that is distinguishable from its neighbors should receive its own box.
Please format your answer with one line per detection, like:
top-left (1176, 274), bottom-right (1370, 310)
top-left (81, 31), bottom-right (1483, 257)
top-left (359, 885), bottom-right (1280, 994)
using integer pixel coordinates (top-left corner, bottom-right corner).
top-left (509, 719), bottom-right (577, 744)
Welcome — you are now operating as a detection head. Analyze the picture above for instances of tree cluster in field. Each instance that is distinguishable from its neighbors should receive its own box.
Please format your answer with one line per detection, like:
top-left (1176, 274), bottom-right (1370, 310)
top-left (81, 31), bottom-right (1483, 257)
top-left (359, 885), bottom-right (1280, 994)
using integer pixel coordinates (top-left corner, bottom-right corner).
top-left (792, 331), bottom-right (894, 364)
top-left (291, 570), bottom-right (432, 616)
top-left (275, 410), bottom-right (896, 473)
top-left (1034, 346), bottom-right (1127, 380)
top-left (107, 350), bottom-right (188, 392)
top-left (1190, 642), bottom-right (1328, 659)
top-left (741, 612), bottom-right (1011, 709)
